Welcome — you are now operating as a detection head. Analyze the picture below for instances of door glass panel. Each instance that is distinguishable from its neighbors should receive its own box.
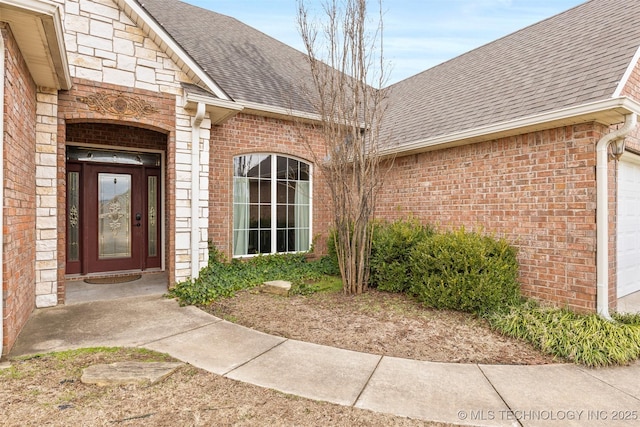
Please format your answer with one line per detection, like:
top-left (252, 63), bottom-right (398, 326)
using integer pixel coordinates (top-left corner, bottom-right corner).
top-left (98, 173), bottom-right (131, 259)
top-left (67, 172), bottom-right (80, 261)
top-left (148, 176), bottom-right (158, 257)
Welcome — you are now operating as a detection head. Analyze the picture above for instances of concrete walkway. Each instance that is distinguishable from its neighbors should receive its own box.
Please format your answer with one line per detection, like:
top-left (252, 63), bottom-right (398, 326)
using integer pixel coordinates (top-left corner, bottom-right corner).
top-left (8, 294), bottom-right (640, 427)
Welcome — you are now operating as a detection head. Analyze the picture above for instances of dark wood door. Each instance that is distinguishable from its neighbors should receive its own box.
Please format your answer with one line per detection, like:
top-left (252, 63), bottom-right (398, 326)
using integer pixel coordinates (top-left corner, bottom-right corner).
top-left (86, 165), bottom-right (143, 272)
top-left (66, 162), bottom-right (161, 275)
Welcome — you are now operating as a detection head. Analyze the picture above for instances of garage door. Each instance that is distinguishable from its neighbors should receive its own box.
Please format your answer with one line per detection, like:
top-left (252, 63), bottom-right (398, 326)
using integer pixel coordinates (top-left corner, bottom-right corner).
top-left (618, 153), bottom-right (640, 298)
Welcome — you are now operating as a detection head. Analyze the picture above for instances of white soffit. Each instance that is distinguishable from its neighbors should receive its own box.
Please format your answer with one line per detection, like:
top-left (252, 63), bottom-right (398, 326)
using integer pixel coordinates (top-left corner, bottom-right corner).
top-left (0, 0), bottom-right (71, 90)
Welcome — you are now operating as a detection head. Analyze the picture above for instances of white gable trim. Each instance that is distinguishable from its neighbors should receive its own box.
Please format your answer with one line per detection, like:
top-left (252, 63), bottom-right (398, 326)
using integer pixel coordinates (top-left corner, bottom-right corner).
top-left (613, 45), bottom-right (640, 98)
top-left (116, 0), bottom-right (231, 101)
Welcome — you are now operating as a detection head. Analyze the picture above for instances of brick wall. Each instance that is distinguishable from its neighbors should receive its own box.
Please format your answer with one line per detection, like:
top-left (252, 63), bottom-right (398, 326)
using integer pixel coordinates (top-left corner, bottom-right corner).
top-left (209, 113), bottom-right (332, 259)
top-left (57, 79), bottom-right (176, 301)
top-left (2, 25), bottom-right (38, 354)
top-left (376, 123), bottom-right (606, 312)
top-left (66, 122), bottom-right (167, 149)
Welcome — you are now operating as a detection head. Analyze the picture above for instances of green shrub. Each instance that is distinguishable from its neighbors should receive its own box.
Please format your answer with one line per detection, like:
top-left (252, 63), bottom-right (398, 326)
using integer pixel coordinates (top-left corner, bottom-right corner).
top-left (490, 301), bottom-right (640, 367)
top-left (369, 218), bottom-right (434, 292)
top-left (409, 228), bottom-right (520, 316)
top-left (167, 248), bottom-right (337, 306)
top-left (613, 312), bottom-right (640, 325)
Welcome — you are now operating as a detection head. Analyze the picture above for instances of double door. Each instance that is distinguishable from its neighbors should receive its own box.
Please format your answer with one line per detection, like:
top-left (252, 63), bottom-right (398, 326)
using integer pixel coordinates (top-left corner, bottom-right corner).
top-left (66, 162), bottom-right (161, 275)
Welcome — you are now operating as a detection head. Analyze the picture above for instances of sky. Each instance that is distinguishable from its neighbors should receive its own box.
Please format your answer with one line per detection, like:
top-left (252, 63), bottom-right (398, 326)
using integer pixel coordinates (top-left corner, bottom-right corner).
top-left (186, 0), bottom-right (586, 84)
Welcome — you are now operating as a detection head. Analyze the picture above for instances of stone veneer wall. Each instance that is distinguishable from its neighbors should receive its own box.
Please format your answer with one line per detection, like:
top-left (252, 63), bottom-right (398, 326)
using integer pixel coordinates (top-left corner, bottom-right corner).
top-left (34, 90), bottom-right (61, 308)
top-left (2, 25), bottom-right (38, 353)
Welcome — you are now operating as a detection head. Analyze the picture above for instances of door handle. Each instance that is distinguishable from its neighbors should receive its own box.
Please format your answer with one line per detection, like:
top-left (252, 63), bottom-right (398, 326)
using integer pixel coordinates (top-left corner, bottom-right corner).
top-left (135, 213), bottom-right (142, 221)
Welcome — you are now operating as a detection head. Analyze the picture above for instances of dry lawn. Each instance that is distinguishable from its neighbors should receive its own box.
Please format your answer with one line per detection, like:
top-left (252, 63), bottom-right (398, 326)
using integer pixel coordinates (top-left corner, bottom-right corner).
top-left (206, 288), bottom-right (557, 365)
top-left (2, 348), bottom-right (454, 426)
top-left (2, 287), bottom-right (558, 426)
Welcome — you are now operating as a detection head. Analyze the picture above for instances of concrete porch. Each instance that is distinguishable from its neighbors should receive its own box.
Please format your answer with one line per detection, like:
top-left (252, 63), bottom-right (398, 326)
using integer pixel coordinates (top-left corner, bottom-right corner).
top-left (65, 272), bottom-right (169, 305)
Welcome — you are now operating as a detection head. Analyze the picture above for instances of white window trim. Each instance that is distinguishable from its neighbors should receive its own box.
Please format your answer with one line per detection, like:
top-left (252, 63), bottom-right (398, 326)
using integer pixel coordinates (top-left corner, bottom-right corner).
top-left (233, 154), bottom-right (313, 257)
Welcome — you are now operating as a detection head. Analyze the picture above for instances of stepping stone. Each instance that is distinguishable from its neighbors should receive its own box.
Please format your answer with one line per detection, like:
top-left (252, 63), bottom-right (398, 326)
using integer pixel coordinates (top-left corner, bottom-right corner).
top-left (81, 361), bottom-right (184, 386)
top-left (262, 280), bottom-right (292, 296)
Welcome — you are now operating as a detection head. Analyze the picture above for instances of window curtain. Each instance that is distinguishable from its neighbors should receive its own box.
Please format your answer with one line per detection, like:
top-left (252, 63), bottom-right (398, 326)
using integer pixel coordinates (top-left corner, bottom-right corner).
top-left (233, 176), bottom-right (250, 255)
top-left (294, 181), bottom-right (310, 251)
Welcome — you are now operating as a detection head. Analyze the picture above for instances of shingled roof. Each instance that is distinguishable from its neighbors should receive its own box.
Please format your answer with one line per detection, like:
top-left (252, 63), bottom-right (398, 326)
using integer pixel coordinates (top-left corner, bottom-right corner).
top-left (138, 0), bottom-right (640, 149)
top-left (138, 0), bottom-right (317, 114)
top-left (382, 0), bottom-right (640, 148)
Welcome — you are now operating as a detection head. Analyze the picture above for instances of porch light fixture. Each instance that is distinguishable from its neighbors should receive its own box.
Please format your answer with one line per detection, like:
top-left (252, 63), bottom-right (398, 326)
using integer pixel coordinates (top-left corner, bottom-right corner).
top-left (609, 137), bottom-right (627, 160)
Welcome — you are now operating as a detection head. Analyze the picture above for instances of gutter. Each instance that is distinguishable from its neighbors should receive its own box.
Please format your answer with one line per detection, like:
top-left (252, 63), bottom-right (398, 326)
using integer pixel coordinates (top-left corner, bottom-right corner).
top-left (191, 102), bottom-right (206, 280)
top-left (380, 97), bottom-right (640, 157)
top-left (595, 113), bottom-right (637, 319)
top-left (240, 100), bottom-right (325, 123)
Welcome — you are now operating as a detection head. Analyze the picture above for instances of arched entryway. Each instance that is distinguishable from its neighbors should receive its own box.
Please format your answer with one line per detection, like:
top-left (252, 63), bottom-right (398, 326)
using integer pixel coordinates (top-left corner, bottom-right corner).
top-left (65, 123), bottom-right (167, 276)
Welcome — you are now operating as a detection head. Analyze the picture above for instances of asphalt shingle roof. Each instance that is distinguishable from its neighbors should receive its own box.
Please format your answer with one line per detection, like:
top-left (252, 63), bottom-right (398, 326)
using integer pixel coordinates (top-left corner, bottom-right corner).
top-left (139, 0), bottom-right (640, 147)
top-left (139, 0), bottom-right (317, 113)
top-left (382, 0), bottom-right (640, 146)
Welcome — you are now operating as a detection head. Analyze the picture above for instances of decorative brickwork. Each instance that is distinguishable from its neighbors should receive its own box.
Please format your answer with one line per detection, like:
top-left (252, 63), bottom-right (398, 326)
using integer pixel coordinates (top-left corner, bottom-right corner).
top-left (2, 25), bottom-right (38, 354)
top-left (77, 92), bottom-right (160, 118)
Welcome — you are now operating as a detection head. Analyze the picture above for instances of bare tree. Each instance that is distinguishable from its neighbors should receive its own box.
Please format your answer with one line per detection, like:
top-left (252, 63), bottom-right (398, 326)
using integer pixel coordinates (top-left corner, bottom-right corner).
top-left (297, 0), bottom-right (389, 294)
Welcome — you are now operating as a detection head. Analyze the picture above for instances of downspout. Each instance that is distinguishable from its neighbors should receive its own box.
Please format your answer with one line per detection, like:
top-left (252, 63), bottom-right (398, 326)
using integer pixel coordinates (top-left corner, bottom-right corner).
top-left (595, 113), bottom-right (637, 319)
top-left (191, 102), bottom-right (205, 279)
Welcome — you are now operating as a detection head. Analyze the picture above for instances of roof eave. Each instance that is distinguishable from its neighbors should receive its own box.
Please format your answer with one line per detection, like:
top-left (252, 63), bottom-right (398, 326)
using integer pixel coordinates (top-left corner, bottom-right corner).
top-left (382, 97), bottom-right (640, 157)
top-left (183, 91), bottom-right (244, 125)
top-left (0, 0), bottom-right (72, 90)
top-left (240, 100), bottom-right (323, 124)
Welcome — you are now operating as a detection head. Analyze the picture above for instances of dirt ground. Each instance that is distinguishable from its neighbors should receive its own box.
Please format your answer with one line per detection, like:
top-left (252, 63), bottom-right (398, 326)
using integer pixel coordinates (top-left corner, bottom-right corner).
top-left (1, 288), bottom-right (557, 426)
top-left (205, 288), bottom-right (557, 365)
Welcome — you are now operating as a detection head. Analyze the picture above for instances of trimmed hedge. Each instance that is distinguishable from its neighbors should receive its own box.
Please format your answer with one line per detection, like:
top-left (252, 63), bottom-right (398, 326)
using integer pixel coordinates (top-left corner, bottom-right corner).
top-left (369, 218), bottom-right (434, 292)
top-left (409, 228), bottom-right (520, 316)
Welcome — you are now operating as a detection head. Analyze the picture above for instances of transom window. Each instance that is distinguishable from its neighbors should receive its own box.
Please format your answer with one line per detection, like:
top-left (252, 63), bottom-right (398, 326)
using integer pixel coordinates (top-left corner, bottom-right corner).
top-left (233, 154), bottom-right (311, 256)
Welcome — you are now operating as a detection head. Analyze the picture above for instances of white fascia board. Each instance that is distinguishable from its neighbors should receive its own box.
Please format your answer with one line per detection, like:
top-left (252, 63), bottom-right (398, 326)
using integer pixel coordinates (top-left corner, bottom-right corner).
top-left (0, 0), bottom-right (56, 15)
top-left (118, 0), bottom-right (231, 101)
top-left (240, 100), bottom-right (323, 123)
top-left (0, 0), bottom-right (72, 89)
top-left (382, 97), bottom-right (640, 157)
top-left (184, 92), bottom-right (243, 112)
top-left (183, 91), bottom-right (244, 124)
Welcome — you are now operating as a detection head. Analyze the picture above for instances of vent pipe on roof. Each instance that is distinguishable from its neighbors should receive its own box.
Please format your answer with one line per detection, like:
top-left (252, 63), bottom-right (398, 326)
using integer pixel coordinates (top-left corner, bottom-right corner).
top-left (191, 102), bottom-right (206, 280)
top-left (595, 113), bottom-right (637, 320)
